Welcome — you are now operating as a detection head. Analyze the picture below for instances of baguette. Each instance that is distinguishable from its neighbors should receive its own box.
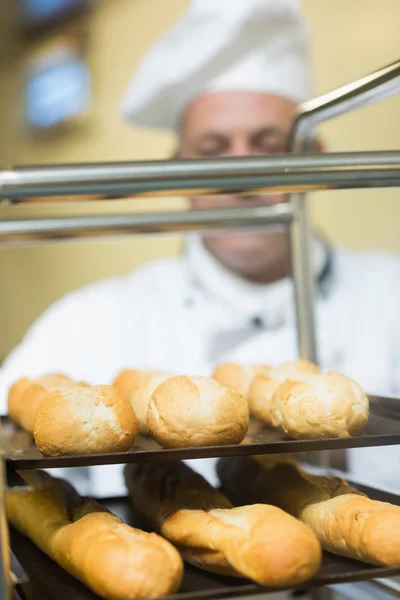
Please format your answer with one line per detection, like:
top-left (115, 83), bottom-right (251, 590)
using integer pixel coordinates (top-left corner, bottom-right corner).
top-left (124, 461), bottom-right (321, 587)
top-left (217, 455), bottom-right (400, 566)
top-left (8, 374), bottom-right (76, 433)
top-left (7, 471), bottom-right (183, 599)
top-left (34, 384), bottom-right (138, 456)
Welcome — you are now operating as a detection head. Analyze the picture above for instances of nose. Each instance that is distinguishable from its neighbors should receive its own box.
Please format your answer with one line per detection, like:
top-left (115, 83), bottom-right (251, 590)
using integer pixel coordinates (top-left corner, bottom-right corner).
top-left (224, 138), bottom-right (252, 158)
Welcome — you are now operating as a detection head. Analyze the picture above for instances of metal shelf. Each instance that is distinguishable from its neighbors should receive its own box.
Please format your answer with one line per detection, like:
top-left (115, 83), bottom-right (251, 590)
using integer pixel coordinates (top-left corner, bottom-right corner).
top-left (0, 58), bottom-right (399, 600)
top-left (1, 396), bottom-right (400, 469)
top-left (9, 479), bottom-right (400, 600)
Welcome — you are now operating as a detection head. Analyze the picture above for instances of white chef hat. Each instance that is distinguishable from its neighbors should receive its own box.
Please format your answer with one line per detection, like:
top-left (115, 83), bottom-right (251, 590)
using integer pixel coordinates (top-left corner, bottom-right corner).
top-left (121, 0), bottom-right (311, 132)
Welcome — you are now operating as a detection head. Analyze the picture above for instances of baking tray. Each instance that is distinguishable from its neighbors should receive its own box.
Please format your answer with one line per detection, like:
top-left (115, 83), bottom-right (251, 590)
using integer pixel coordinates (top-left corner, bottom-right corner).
top-left (10, 481), bottom-right (400, 600)
top-left (2, 394), bottom-right (400, 469)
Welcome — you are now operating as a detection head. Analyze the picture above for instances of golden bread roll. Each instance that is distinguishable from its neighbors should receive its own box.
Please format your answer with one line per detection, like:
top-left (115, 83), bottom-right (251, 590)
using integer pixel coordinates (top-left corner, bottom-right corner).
top-left (34, 384), bottom-right (138, 456)
top-left (8, 377), bottom-right (31, 424)
top-left (128, 372), bottom-right (172, 434)
top-left (271, 372), bottom-right (368, 439)
top-left (217, 455), bottom-right (400, 566)
top-left (212, 362), bottom-right (270, 396)
top-left (8, 374), bottom-right (76, 433)
top-left (248, 359), bottom-right (319, 425)
top-left (7, 473), bottom-right (183, 599)
top-left (124, 461), bottom-right (321, 586)
top-left (147, 375), bottom-right (249, 448)
top-left (112, 369), bottom-right (143, 402)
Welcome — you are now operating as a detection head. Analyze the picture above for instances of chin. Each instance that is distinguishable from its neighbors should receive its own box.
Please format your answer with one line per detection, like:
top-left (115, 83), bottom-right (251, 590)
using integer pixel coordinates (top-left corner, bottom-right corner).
top-left (206, 231), bottom-right (289, 278)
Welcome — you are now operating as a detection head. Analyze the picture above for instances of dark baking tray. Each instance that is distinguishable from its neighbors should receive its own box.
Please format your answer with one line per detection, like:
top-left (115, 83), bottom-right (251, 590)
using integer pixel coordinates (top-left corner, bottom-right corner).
top-left (2, 394), bottom-right (400, 469)
top-left (10, 481), bottom-right (400, 600)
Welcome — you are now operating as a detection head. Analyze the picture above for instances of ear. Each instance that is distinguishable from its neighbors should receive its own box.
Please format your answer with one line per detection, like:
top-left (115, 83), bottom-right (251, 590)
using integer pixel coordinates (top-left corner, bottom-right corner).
top-left (313, 137), bottom-right (325, 153)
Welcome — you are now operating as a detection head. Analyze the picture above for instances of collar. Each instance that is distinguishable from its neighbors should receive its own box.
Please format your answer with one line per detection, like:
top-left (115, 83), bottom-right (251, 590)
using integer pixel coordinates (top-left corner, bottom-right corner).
top-left (184, 233), bottom-right (331, 330)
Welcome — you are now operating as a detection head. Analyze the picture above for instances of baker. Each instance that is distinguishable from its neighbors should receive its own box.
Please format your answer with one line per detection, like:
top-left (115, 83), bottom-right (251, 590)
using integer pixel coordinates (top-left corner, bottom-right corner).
top-left (1, 0), bottom-right (399, 496)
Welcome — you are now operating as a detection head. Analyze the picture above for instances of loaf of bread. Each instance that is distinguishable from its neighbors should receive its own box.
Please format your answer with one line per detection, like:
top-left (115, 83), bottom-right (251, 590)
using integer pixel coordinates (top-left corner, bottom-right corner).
top-left (217, 455), bottom-right (400, 566)
top-left (128, 372), bottom-right (172, 434)
top-left (7, 471), bottom-right (183, 599)
top-left (8, 374), bottom-right (76, 433)
top-left (147, 375), bottom-right (249, 448)
top-left (212, 362), bottom-right (270, 396)
top-left (34, 384), bottom-right (138, 456)
top-left (113, 369), bottom-right (173, 434)
top-left (8, 377), bottom-right (31, 424)
top-left (271, 372), bottom-right (368, 439)
top-left (248, 359), bottom-right (319, 425)
top-left (113, 369), bottom-right (155, 400)
top-left (124, 460), bottom-right (321, 587)
top-left (113, 369), bottom-right (143, 402)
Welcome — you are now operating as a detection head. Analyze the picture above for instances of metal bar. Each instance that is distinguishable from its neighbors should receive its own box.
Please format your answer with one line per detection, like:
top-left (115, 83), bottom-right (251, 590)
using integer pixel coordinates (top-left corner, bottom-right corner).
top-left (330, 580), bottom-right (400, 600)
top-left (0, 152), bottom-right (399, 201)
top-left (10, 552), bottom-right (28, 586)
top-left (289, 193), bottom-right (317, 361)
top-left (288, 59), bottom-right (400, 366)
top-left (292, 60), bottom-right (400, 147)
top-left (0, 205), bottom-right (293, 247)
top-left (0, 455), bottom-right (11, 600)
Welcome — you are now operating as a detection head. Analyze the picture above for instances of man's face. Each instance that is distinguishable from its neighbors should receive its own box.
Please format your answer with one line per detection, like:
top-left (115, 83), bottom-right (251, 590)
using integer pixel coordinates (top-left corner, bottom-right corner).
top-left (178, 91), bottom-right (298, 283)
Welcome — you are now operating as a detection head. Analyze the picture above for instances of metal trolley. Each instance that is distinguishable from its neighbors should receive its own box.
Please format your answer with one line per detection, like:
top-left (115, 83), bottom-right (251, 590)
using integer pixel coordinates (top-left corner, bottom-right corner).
top-left (0, 60), bottom-right (399, 600)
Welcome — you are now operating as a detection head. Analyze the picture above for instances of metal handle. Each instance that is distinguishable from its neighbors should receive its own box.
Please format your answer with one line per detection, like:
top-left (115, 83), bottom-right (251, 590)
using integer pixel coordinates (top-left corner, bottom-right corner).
top-left (1, 151), bottom-right (399, 202)
top-left (291, 60), bottom-right (400, 151)
top-left (0, 204), bottom-right (293, 247)
top-left (289, 59), bottom-right (400, 364)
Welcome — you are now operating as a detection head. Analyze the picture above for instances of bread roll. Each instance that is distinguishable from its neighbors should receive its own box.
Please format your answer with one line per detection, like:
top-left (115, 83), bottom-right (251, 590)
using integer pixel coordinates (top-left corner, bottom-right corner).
top-left (147, 375), bottom-right (249, 448)
top-left (271, 372), bottom-right (368, 439)
top-left (212, 362), bottom-right (270, 396)
top-left (124, 461), bottom-right (321, 586)
top-left (248, 359), bottom-right (319, 425)
top-left (8, 377), bottom-right (31, 425)
top-left (8, 374), bottom-right (76, 433)
top-left (128, 372), bottom-right (172, 434)
top-left (113, 369), bottom-right (142, 402)
top-left (34, 384), bottom-right (138, 456)
top-left (217, 455), bottom-right (400, 566)
top-left (7, 473), bottom-right (183, 599)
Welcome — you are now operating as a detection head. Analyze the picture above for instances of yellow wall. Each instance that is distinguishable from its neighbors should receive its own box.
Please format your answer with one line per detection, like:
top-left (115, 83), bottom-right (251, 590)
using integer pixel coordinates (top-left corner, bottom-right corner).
top-left (305, 0), bottom-right (400, 250)
top-left (0, 0), bottom-right (399, 358)
top-left (0, 0), bottom-right (188, 358)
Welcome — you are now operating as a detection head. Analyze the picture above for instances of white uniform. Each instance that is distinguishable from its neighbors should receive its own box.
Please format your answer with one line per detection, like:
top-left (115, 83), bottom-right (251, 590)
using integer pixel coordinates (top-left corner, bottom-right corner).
top-left (1, 235), bottom-right (400, 497)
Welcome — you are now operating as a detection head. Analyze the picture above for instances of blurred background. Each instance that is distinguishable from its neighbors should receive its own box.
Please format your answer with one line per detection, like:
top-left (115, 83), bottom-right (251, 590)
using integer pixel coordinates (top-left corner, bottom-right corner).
top-left (0, 0), bottom-right (399, 360)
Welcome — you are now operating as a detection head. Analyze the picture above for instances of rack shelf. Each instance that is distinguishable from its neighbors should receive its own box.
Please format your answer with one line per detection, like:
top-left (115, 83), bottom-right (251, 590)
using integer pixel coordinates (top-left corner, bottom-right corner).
top-left (2, 395), bottom-right (400, 469)
top-left (1, 58), bottom-right (399, 600)
top-left (9, 480), bottom-right (400, 600)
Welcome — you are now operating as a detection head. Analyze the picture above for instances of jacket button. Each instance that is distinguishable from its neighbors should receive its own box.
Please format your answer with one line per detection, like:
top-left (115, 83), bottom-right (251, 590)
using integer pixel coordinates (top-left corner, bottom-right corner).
top-left (251, 316), bottom-right (264, 329)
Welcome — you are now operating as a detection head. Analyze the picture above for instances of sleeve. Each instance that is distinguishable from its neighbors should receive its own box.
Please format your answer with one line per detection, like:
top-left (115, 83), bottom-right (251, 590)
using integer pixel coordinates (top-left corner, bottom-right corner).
top-left (0, 277), bottom-right (128, 415)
